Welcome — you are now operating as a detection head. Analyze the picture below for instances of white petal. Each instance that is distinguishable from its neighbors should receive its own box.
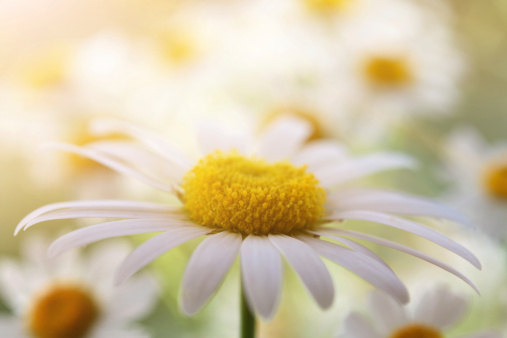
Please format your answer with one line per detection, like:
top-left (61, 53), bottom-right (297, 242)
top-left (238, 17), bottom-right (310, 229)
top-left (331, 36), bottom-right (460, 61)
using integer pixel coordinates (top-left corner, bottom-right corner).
top-left (197, 122), bottom-right (249, 155)
top-left (48, 219), bottom-right (186, 257)
top-left (343, 313), bottom-right (382, 338)
top-left (329, 210), bottom-right (481, 269)
top-left (321, 228), bottom-right (480, 294)
top-left (104, 274), bottom-right (159, 322)
top-left (0, 316), bottom-right (25, 338)
top-left (314, 153), bottom-right (415, 188)
top-left (16, 200), bottom-right (177, 234)
top-left (90, 118), bottom-right (192, 170)
top-left (257, 116), bottom-right (312, 162)
top-left (291, 140), bottom-right (348, 170)
top-left (269, 234), bottom-right (334, 309)
top-left (311, 231), bottom-right (390, 269)
top-left (115, 226), bottom-right (210, 285)
top-left (368, 291), bottom-right (408, 333)
top-left (44, 142), bottom-right (173, 192)
top-left (181, 232), bottom-right (242, 315)
top-left (299, 235), bottom-right (408, 304)
top-left (88, 140), bottom-right (186, 181)
top-left (0, 261), bottom-right (31, 313)
top-left (327, 188), bottom-right (471, 226)
top-left (414, 285), bottom-right (468, 329)
top-left (240, 235), bottom-right (283, 320)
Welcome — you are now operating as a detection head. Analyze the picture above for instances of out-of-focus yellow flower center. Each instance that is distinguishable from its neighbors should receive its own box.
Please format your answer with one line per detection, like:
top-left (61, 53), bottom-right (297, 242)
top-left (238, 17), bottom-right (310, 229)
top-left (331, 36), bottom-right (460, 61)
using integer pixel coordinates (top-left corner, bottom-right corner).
top-left (304, 0), bottom-right (350, 13)
top-left (390, 323), bottom-right (443, 338)
top-left (18, 46), bottom-right (70, 89)
top-left (28, 285), bottom-right (100, 338)
top-left (182, 151), bottom-right (326, 236)
top-left (264, 107), bottom-right (327, 141)
top-left (364, 56), bottom-right (413, 87)
top-left (157, 31), bottom-right (196, 65)
top-left (484, 164), bottom-right (507, 199)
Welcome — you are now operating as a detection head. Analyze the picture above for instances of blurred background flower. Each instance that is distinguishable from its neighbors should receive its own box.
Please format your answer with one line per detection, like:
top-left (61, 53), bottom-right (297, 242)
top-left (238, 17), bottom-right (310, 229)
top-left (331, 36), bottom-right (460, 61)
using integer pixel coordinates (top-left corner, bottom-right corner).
top-left (1, 0), bottom-right (507, 337)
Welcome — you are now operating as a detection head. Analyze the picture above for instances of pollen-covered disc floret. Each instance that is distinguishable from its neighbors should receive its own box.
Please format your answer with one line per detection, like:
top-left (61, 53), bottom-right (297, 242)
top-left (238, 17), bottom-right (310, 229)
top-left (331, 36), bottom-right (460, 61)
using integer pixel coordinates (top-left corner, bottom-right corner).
top-left (28, 284), bottom-right (100, 338)
top-left (182, 151), bottom-right (326, 236)
top-left (390, 323), bottom-right (443, 338)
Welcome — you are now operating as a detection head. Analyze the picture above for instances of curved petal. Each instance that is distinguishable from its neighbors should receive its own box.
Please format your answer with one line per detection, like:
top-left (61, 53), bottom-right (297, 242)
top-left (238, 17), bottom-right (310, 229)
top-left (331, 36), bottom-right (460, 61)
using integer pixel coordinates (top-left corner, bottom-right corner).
top-left (48, 219), bottom-right (188, 257)
top-left (181, 232), bottom-right (242, 315)
top-left (311, 231), bottom-right (391, 269)
top-left (88, 140), bottom-right (186, 182)
top-left (240, 235), bottom-right (283, 320)
top-left (327, 188), bottom-right (471, 226)
top-left (299, 235), bottom-right (408, 304)
top-left (291, 140), bottom-right (348, 170)
top-left (343, 313), bottom-right (382, 338)
top-left (16, 200), bottom-right (177, 235)
top-left (115, 226), bottom-right (210, 285)
top-left (268, 234), bottom-right (334, 309)
top-left (44, 142), bottom-right (173, 192)
top-left (90, 118), bottom-right (192, 170)
top-left (414, 285), bottom-right (468, 329)
top-left (257, 116), bottom-right (312, 162)
top-left (197, 122), bottom-right (249, 155)
top-left (314, 153), bottom-right (415, 188)
top-left (329, 210), bottom-right (481, 269)
top-left (368, 290), bottom-right (408, 333)
top-left (104, 274), bottom-right (159, 322)
top-left (321, 229), bottom-right (480, 294)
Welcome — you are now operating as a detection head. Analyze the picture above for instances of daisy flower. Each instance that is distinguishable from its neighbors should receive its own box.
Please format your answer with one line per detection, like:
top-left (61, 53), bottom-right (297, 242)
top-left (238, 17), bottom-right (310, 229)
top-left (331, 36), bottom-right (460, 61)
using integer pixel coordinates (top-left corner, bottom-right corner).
top-left (341, 285), bottom-right (502, 338)
top-left (442, 127), bottom-right (507, 240)
top-left (16, 117), bottom-right (480, 321)
top-left (0, 236), bottom-right (158, 338)
top-left (330, 0), bottom-right (465, 141)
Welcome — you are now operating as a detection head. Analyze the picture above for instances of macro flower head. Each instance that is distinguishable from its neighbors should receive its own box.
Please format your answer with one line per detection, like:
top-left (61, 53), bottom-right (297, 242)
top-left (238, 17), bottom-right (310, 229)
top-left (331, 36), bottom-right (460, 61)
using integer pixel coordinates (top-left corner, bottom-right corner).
top-left (341, 285), bottom-right (502, 338)
top-left (443, 127), bottom-right (507, 240)
top-left (16, 117), bottom-right (480, 320)
top-left (0, 237), bottom-right (158, 338)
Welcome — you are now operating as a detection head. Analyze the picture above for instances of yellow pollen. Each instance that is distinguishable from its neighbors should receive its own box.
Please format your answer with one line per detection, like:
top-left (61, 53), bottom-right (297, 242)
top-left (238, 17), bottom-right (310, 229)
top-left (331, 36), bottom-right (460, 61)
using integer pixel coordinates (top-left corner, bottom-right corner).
top-left (304, 0), bottom-right (350, 13)
top-left (484, 164), bottom-right (507, 199)
top-left (390, 323), bottom-right (443, 338)
top-left (264, 107), bottom-right (327, 141)
top-left (28, 285), bottom-right (100, 338)
top-left (364, 56), bottom-right (413, 87)
top-left (182, 151), bottom-right (326, 236)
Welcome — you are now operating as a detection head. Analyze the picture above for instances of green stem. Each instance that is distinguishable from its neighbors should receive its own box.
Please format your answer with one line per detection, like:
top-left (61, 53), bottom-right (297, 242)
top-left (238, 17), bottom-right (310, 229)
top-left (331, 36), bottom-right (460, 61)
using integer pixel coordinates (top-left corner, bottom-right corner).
top-left (240, 286), bottom-right (256, 338)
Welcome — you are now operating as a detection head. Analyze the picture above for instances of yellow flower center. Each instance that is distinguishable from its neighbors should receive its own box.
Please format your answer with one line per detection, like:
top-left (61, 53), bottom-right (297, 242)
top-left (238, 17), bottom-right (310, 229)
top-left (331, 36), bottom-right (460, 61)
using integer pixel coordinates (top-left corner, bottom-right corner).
top-left (157, 30), bottom-right (196, 66)
top-left (182, 151), bottom-right (326, 236)
top-left (28, 285), bottom-right (100, 338)
top-left (18, 45), bottom-right (70, 89)
top-left (304, 0), bottom-right (350, 13)
top-left (263, 107), bottom-right (327, 142)
top-left (484, 164), bottom-right (507, 199)
top-left (390, 323), bottom-right (443, 338)
top-left (364, 56), bottom-right (413, 87)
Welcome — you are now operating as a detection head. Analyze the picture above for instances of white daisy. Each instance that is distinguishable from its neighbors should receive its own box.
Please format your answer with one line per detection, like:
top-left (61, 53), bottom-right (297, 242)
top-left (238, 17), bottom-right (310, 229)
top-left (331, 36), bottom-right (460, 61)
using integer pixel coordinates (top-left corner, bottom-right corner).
top-left (330, 0), bottom-right (465, 141)
top-left (341, 285), bottom-right (502, 338)
top-left (16, 117), bottom-right (480, 320)
top-left (442, 127), bottom-right (507, 240)
top-left (0, 236), bottom-right (158, 338)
